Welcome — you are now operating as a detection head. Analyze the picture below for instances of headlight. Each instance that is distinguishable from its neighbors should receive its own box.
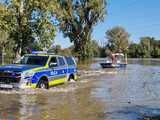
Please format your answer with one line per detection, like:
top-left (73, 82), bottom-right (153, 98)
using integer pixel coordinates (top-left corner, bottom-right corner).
top-left (21, 71), bottom-right (35, 79)
top-left (19, 71), bottom-right (35, 87)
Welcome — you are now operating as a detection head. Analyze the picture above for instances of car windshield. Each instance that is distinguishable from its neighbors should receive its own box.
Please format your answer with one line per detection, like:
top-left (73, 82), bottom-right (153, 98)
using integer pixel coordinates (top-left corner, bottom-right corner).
top-left (17, 56), bottom-right (49, 66)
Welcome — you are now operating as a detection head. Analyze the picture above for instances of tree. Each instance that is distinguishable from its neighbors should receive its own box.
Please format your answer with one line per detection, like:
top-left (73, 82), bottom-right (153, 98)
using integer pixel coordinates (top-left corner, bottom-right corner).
top-left (99, 47), bottom-right (107, 57)
top-left (0, 31), bottom-right (8, 64)
top-left (106, 26), bottom-right (130, 55)
top-left (139, 37), bottom-right (160, 58)
top-left (0, 3), bottom-right (14, 31)
top-left (1, 0), bottom-right (57, 58)
top-left (128, 37), bottom-right (160, 58)
top-left (152, 40), bottom-right (160, 58)
top-left (128, 43), bottom-right (141, 58)
top-left (57, 0), bottom-right (106, 61)
top-left (0, 3), bottom-right (17, 63)
top-left (90, 40), bottom-right (100, 57)
top-left (139, 37), bottom-right (151, 58)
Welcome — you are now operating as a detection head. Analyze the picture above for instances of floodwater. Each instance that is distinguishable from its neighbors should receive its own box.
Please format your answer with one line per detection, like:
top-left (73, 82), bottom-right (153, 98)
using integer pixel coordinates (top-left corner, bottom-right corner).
top-left (0, 59), bottom-right (160, 120)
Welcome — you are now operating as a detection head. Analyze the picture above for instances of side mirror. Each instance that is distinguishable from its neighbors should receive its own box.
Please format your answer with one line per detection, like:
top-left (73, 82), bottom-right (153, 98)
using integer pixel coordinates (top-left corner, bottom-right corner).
top-left (49, 62), bottom-right (57, 68)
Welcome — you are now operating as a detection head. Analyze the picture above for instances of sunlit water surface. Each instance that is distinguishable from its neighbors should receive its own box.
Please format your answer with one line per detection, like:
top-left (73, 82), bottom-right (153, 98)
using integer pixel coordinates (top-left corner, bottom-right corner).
top-left (0, 59), bottom-right (160, 120)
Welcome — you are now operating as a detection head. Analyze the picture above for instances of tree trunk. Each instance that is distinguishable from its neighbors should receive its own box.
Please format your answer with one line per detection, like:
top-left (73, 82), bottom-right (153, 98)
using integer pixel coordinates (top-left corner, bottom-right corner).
top-left (15, 45), bottom-right (22, 59)
top-left (73, 29), bottom-right (92, 62)
top-left (79, 35), bottom-right (91, 61)
top-left (1, 46), bottom-right (5, 65)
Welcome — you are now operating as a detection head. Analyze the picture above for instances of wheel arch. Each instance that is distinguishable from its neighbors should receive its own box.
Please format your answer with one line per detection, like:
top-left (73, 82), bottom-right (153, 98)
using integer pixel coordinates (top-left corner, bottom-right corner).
top-left (36, 75), bottom-right (49, 89)
top-left (37, 75), bottom-right (49, 85)
top-left (69, 73), bottom-right (75, 80)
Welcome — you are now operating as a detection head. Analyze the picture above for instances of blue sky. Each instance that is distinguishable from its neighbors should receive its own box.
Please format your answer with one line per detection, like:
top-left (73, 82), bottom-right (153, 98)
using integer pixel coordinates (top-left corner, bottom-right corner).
top-left (55, 0), bottom-right (160, 48)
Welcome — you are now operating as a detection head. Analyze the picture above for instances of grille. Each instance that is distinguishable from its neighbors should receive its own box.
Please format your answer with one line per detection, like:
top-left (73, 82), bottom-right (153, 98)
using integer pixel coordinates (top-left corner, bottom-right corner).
top-left (0, 72), bottom-right (21, 76)
top-left (0, 72), bottom-right (21, 84)
top-left (0, 77), bottom-right (20, 84)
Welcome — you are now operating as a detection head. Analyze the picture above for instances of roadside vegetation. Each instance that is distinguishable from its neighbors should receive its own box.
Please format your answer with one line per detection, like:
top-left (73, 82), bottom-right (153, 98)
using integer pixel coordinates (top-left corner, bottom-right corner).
top-left (0, 0), bottom-right (106, 62)
top-left (0, 0), bottom-right (160, 64)
top-left (53, 27), bottom-right (160, 59)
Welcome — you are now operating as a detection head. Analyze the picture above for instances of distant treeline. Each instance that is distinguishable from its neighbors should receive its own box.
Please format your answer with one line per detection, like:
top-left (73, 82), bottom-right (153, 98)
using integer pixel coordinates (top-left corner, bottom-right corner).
top-left (128, 37), bottom-right (160, 58)
top-left (50, 36), bottom-right (160, 58)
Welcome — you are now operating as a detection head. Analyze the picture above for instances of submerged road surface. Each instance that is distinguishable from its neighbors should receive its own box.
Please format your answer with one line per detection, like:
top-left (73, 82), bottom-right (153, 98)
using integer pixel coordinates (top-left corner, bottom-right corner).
top-left (0, 59), bottom-right (160, 120)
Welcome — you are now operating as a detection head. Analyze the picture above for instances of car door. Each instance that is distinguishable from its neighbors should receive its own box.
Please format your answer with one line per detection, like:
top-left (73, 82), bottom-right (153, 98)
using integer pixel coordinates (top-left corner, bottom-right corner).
top-left (48, 56), bottom-right (66, 86)
top-left (56, 56), bottom-right (67, 81)
top-left (48, 56), bottom-right (59, 86)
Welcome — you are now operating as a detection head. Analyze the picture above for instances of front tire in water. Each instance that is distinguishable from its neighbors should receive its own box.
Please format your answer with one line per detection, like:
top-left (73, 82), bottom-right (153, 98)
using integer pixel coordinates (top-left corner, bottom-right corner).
top-left (37, 79), bottom-right (49, 89)
top-left (68, 75), bottom-right (75, 82)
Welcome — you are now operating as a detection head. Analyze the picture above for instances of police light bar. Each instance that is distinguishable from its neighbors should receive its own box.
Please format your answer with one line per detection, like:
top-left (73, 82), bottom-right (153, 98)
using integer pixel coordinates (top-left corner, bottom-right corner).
top-left (32, 51), bottom-right (47, 54)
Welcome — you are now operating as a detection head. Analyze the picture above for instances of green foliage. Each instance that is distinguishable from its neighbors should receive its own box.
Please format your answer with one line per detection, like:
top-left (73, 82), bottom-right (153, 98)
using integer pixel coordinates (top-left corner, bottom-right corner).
top-left (0, 3), bottom-right (14, 31)
top-left (1, 0), bottom-right (159, 60)
top-left (90, 40), bottom-right (100, 57)
top-left (106, 26), bottom-right (129, 54)
top-left (99, 47), bottom-right (107, 57)
top-left (0, 30), bottom-right (15, 64)
top-left (0, 30), bottom-right (9, 45)
top-left (128, 43), bottom-right (141, 58)
top-left (139, 37), bottom-right (152, 58)
top-left (57, 0), bottom-right (107, 61)
top-left (128, 37), bottom-right (160, 58)
top-left (0, 0), bottom-right (57, 58)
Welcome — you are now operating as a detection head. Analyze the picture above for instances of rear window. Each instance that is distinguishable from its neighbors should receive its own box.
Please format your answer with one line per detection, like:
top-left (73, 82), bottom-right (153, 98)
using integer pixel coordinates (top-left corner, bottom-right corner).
top-left (65, 57), bottom-right (75, 66)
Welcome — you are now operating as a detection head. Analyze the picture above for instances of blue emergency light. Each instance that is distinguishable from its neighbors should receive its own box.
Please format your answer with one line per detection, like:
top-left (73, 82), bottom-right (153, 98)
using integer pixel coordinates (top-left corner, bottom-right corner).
top-left (32, 51), bottom-right (48, 54)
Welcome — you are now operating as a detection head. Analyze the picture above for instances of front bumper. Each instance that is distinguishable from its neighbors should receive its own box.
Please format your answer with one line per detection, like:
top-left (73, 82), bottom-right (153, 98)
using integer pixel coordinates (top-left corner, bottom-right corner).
top-left (0, 82), bottom-right (37, 89)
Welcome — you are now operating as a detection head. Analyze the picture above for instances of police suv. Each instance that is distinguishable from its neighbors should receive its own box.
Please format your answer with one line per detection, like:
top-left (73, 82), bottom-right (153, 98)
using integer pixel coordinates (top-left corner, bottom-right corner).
top-left (0, 51), bottom-right (78, 89)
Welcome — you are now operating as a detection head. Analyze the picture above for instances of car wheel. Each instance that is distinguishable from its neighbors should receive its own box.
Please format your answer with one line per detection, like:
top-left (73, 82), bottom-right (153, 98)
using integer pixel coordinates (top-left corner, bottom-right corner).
top-left (68, 75), bottom-right (75, 82)
top-left (37, 79), bottom-right (49, 89)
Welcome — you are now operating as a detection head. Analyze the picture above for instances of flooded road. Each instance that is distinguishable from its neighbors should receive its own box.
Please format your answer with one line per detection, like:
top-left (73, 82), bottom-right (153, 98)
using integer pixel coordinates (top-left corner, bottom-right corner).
top-left (0, 59), bottom-right (160, 120)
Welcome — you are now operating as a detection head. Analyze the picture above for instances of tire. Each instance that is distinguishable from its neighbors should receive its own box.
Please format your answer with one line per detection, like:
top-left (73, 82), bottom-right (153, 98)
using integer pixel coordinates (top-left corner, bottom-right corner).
top-left (37, 79), bottom-right (49, 89)
top-left (68, 75), bottom-right (75, 82)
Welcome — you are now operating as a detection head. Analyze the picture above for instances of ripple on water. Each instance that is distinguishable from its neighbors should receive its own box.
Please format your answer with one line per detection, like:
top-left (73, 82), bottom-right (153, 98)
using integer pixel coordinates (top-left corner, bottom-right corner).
top-left (0, 70), bottom-right (116, 95)
top-left (0, 79), bottom-right (92, 95)
top-left (0, 86), bottom-right (80, 95)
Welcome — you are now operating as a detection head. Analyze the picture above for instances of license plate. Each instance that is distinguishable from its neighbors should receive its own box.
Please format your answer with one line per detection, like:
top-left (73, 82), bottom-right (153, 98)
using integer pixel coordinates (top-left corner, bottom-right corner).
top-left (0, 84), bottom-right (13, 89)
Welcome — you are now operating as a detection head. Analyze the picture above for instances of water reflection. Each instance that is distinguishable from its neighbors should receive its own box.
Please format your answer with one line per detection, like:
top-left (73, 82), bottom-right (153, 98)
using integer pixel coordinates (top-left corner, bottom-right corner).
top-left (0, 94), bottom-right (21, 120)
top-left (0, 86), bottom-right (106, 120)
